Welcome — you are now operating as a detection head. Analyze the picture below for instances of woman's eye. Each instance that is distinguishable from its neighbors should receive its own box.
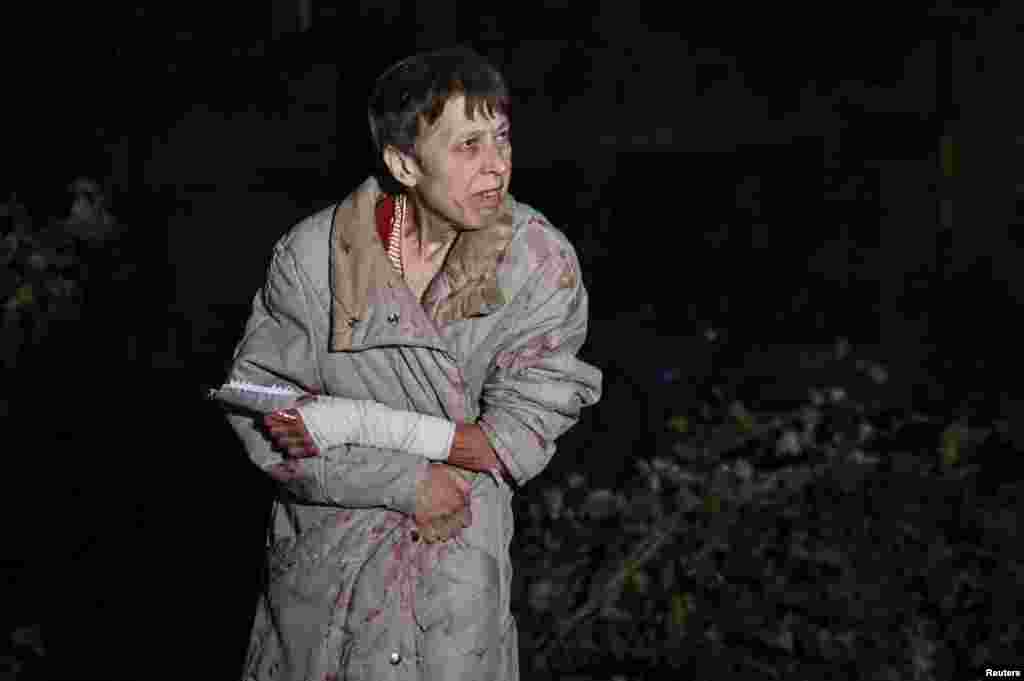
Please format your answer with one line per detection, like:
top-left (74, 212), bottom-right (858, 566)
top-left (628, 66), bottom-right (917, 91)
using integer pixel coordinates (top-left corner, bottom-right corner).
top-left (462, 138), bottom-right (479, 149)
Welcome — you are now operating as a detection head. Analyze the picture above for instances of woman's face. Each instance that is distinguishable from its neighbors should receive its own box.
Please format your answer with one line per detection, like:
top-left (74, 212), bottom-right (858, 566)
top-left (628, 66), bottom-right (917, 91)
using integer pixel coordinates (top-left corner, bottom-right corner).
top-left (408, 94), bottom-right (512, 230)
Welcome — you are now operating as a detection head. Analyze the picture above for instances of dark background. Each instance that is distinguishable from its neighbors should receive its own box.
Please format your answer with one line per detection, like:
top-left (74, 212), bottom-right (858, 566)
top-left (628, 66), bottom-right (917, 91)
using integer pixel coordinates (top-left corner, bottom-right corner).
top-left (2, 2), bottom-right (1021, 679)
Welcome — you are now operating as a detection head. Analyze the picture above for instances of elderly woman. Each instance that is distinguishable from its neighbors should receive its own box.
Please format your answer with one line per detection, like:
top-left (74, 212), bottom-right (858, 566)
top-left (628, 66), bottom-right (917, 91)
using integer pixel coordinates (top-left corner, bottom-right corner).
top-left (224, 46), bottom-right (601, 680)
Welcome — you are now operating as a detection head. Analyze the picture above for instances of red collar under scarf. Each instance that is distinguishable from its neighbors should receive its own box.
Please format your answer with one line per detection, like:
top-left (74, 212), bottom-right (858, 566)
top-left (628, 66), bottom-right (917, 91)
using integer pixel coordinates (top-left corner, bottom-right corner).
top-left (374, 194), bottom-right (398, 250)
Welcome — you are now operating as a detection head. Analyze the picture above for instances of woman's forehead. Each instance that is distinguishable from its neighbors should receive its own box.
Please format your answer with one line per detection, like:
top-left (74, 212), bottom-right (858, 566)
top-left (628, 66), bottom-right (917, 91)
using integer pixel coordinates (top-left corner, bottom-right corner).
top-left (423, 95), bottom-right (509, 141)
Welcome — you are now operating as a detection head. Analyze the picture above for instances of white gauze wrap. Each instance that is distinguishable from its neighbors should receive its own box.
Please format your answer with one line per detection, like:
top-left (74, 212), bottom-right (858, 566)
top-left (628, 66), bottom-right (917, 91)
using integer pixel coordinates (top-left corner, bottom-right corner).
top-left (296, 397), bottom-right (455, 461)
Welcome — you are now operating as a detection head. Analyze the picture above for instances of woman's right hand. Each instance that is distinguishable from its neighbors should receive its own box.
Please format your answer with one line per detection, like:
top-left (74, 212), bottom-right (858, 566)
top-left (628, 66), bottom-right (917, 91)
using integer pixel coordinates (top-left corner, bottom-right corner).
top-left (413, 464), bottom-right (473, 543)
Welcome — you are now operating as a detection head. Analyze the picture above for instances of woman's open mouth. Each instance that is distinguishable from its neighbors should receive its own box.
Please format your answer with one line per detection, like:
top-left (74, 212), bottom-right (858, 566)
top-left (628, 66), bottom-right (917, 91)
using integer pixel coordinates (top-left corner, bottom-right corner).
top-left (475, 188), bottom-right (502, 207)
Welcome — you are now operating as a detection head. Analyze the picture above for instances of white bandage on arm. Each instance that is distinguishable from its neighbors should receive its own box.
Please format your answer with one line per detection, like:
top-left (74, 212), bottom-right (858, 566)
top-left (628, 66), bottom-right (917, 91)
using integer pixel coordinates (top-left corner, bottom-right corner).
top-left (297, 397), bottom-right (455, 461)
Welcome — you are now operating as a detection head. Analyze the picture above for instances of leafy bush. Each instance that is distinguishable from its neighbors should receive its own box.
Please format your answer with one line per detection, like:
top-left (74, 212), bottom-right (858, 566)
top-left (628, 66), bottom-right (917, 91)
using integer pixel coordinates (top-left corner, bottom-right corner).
top-left (1, 179), bottom-right (120, 369)
top-left (510, 341), bottom-right (1020, 680)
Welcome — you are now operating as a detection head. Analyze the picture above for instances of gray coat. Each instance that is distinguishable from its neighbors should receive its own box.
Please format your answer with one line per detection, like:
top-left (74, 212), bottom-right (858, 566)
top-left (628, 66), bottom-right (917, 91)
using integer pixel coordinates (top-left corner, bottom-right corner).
top-left (226, 177), bottom-right (602, 681)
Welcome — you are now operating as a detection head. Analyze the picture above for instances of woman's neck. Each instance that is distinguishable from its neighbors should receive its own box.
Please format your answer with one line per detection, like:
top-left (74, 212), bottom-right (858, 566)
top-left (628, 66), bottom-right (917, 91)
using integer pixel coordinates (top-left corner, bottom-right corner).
top-left (404, 193), bottom-right (457, 261)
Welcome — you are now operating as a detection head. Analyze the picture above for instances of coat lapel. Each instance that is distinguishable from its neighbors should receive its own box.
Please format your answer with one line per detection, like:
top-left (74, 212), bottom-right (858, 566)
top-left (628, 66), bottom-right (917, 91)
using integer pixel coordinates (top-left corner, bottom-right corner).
top-left (329, 177), bottom-right (398, 351)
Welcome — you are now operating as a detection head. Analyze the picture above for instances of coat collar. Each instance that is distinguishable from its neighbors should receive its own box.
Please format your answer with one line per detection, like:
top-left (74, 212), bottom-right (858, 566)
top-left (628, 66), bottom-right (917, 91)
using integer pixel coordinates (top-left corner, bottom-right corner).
top-left (329, 176), bottom-right (517, 351)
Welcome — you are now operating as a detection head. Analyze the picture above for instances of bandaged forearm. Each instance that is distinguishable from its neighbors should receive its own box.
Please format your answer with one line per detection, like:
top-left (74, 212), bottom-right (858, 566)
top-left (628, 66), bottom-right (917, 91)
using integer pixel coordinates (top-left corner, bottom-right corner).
top-left (296, 397), bottom-right (455, 461)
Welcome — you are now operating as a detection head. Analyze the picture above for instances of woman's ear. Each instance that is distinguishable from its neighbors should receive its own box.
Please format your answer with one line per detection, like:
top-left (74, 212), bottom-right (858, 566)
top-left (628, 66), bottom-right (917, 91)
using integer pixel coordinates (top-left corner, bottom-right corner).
top-left (382, 146), bottom-right (419, 189)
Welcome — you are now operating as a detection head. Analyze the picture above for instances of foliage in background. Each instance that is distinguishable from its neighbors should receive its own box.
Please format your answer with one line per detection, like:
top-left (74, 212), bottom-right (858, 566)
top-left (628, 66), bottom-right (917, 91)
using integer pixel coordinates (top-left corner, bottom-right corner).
top-left (0, 179), bottom-right (123, 370)
top-left (509, 339), bottom-right (1021, 680)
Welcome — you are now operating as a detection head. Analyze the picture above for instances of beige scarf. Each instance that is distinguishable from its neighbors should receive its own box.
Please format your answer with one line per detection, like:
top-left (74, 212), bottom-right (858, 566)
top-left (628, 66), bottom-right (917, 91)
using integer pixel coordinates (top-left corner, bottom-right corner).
top-left (329, 176), bottom-right (516, 351)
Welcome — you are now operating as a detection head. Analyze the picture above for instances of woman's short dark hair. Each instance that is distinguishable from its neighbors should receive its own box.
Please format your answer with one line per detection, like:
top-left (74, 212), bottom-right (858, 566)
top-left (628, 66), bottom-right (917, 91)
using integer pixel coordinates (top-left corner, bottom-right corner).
top-left (368, 46), bottom-right (510, 189)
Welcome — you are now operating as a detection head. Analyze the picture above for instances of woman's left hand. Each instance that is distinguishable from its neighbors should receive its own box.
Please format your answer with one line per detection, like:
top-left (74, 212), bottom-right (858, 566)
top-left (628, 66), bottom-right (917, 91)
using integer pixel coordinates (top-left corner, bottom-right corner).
top-left (263, 394), bottom-right (320, 458)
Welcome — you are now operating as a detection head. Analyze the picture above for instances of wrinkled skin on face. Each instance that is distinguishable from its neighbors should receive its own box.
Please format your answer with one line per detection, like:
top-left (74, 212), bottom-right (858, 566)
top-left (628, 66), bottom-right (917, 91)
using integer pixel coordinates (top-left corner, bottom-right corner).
top-left (386, 94), bottom-right (512, 244)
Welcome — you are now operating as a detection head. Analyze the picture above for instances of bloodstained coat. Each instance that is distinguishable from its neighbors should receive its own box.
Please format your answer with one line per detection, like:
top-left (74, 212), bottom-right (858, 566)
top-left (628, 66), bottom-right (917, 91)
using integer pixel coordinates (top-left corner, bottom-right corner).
top-left (225, 177), bottom-right (602, 680)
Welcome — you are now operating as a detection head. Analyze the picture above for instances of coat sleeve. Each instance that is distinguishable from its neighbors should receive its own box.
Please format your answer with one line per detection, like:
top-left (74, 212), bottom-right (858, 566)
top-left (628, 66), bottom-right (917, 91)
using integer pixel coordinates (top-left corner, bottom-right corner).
top-left (224, 243), bottom-right (429, 516)
top-left (477, 241), bottom-right (603, 487)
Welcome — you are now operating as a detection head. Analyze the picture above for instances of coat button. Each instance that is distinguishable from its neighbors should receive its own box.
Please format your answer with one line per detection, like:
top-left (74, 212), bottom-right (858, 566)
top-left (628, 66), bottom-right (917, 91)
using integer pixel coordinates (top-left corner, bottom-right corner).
top-left (389, 652), bottom-right (401, 665)
top-left (387, 313), bottom-right (400, 324)
top-left (410, 529), bottom-right (420, 542)
top-left (347, 317), bottom-right (359, 328)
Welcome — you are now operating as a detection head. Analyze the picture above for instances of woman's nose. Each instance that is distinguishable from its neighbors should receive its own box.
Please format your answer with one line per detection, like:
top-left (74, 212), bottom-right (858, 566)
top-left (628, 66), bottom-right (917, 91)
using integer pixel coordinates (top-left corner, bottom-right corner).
top-left (483, 139), bottom-right (510, 174)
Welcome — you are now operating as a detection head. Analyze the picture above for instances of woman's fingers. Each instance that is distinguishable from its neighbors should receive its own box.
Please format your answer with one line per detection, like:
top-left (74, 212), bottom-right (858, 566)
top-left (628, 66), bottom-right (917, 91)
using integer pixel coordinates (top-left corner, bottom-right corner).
top-left (267, 426), bottom-right (305, 447)
top-left (415, 508), bottom-right (469, 544)
top-left (414, 514), bottom-right (445, 544)
top-left (263, 416), bottom-right (318, 457)
top-left (267, 408), bottom-right (300, 423)
top-left (268, 425), bottom-right (310, 445)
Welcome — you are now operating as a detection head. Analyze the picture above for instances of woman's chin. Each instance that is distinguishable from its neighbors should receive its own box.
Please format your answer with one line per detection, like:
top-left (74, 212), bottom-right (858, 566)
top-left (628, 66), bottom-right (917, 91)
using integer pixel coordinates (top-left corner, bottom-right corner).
top-left (455, 211), bottom-right (493, 231)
